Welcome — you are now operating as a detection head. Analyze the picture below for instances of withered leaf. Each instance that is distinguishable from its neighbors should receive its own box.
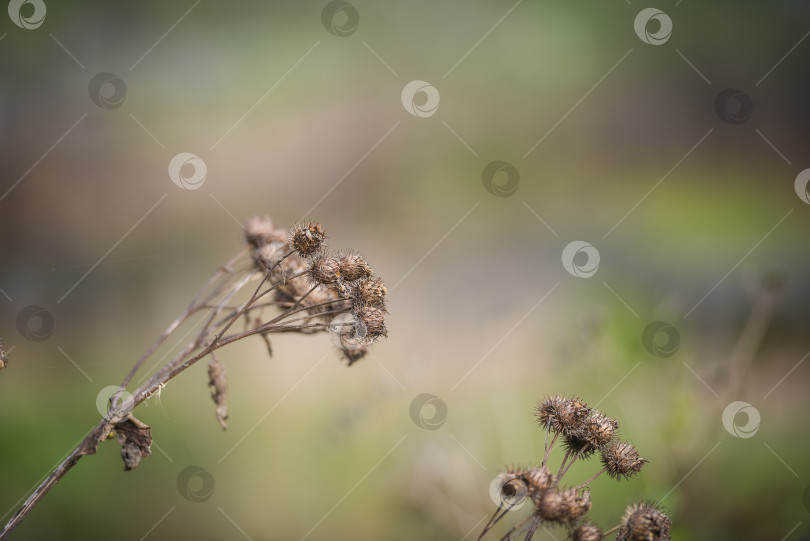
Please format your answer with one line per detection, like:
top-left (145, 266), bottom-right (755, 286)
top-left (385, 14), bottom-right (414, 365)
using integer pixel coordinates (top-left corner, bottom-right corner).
top-left (208, 357), bottom-right (229, 430)
top-left (116, 414), bottom-right (152, 471)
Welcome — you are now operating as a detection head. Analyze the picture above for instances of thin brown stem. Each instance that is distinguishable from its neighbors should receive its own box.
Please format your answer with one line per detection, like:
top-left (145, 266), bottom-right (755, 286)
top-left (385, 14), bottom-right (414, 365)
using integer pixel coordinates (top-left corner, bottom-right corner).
top-left (541, 432), bottom-right (558, 467)
top-left (575, 466), bottom-right (606, 490)
top-left (522, 516), bottom-right (541, 541)
top-left (477, 505), bottom-right (509, 541)
top-left (554, 448), bottom-right (571, 483)
top-left (496, 515), bottom-right (533, 541)
top-left (603, 524), bottom-right (620, 537)
top-left (115, 250), bottom-right (247, 403)
top-left (552, 444), bottom-right (590, 489)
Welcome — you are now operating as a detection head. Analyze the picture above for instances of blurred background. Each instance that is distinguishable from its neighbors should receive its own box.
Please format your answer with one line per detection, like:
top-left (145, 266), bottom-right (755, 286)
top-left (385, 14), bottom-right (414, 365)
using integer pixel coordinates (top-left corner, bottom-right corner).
top-left (2, 1), bottom-right (810, 539)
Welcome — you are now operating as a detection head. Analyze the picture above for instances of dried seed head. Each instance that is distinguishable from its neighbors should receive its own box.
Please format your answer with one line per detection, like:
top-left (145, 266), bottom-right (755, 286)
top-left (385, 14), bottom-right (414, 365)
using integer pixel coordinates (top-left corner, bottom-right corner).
top-left (581, 410), bottom-right (619, 448)
top-left (523, 466), bottom-right (554, 496)
top-left (535, 490), bottom-right (566, 523)
top-left (535, 488), bottom-right (590, 524)
top-left (309, 254), bottom-right (341, 285)
top-left (563, 488), bottom-right (591, 522)
top-left (569, 523), bottom-right (603, 541)
top-left (244, 216), bottom-right (281, 248)
top-left (536, 395), bottom-right (590, 437)
top-left (562, 431), bottom-right (599, 459)
top-left (289, 222), bottom-right (326, 257)
top-left (337, 251), bottom-right (373, 282)
top-left (353, 277), bottom-right (387, 308)
top-left (617, 502), bottom-right (671, 541)
top-left (355, 306), bottom-right (388, 339)
top-left (252, 243), bottom-right (284, 271)
top-left (601, 441), bottom-right (647, 480)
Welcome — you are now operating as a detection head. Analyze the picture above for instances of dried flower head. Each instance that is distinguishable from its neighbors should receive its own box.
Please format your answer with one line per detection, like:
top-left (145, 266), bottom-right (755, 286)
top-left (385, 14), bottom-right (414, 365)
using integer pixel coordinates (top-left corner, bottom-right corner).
top-left (244, 216), bottom-right (280, 248)
top-left (569, 523), bottom-right (603, 541)
top-left (523, 465), bottom-right (554, 497)
top-left (289, 222), bottom-right (326, 257)
top-left (482, 396), bottom-right (667, 541)
top-left (353, 277), bottom-right (387, 309)
top-left (337, 251), bottom-right (373, 282)
top-left (309, 253), bottom-right (341, 285)
top-left (536, 395), bottom-right (589, 436)
top-left (252, 243), bottom-right (284, 272)
top-left (534, 488), bottom-right (590, 524)
top-left (601, 442), bottom-right (647, 480)
top-left (581, 410), bottom-right (619, 448)
top-left (617, 502), bottom-right (671, 541)
top-left (355, 306), bottom-right (388, 339)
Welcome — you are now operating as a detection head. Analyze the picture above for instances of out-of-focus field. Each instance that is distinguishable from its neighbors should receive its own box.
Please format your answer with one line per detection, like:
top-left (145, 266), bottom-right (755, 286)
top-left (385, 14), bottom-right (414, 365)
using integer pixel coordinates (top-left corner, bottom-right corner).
top-left (2, 2), bottom-right (809, 540)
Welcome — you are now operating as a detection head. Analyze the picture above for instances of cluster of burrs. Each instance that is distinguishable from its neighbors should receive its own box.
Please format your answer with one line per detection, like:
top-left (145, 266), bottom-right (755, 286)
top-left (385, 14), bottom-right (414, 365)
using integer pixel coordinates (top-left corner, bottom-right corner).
top-left (478, 395), bottom-right (670, 541)
top-left (245, 217), bottom-right (388, 365)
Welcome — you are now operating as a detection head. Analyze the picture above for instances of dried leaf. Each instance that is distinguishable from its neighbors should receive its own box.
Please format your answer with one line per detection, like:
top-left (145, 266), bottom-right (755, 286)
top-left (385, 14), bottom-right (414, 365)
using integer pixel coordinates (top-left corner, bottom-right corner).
top-left (259, 331), bottom-right (273, 358)
top-left (208, 357), bottom-right (229, 430)
top-left (115, 414), bottom-right (152, 471)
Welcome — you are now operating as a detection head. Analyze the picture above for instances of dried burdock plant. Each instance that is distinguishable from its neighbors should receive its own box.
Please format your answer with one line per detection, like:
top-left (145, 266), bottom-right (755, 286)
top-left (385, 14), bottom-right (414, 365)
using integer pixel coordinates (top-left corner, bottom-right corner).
top-left (0, 216), bottom-right (389, 539)
top-left (478, 395), bottom-right (670, 541)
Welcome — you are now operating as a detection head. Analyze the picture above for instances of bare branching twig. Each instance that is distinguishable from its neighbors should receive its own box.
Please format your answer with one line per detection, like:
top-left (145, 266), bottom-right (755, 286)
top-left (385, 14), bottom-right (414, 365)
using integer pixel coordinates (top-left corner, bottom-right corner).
top-left (0, 216), bottom-right (389, 539)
